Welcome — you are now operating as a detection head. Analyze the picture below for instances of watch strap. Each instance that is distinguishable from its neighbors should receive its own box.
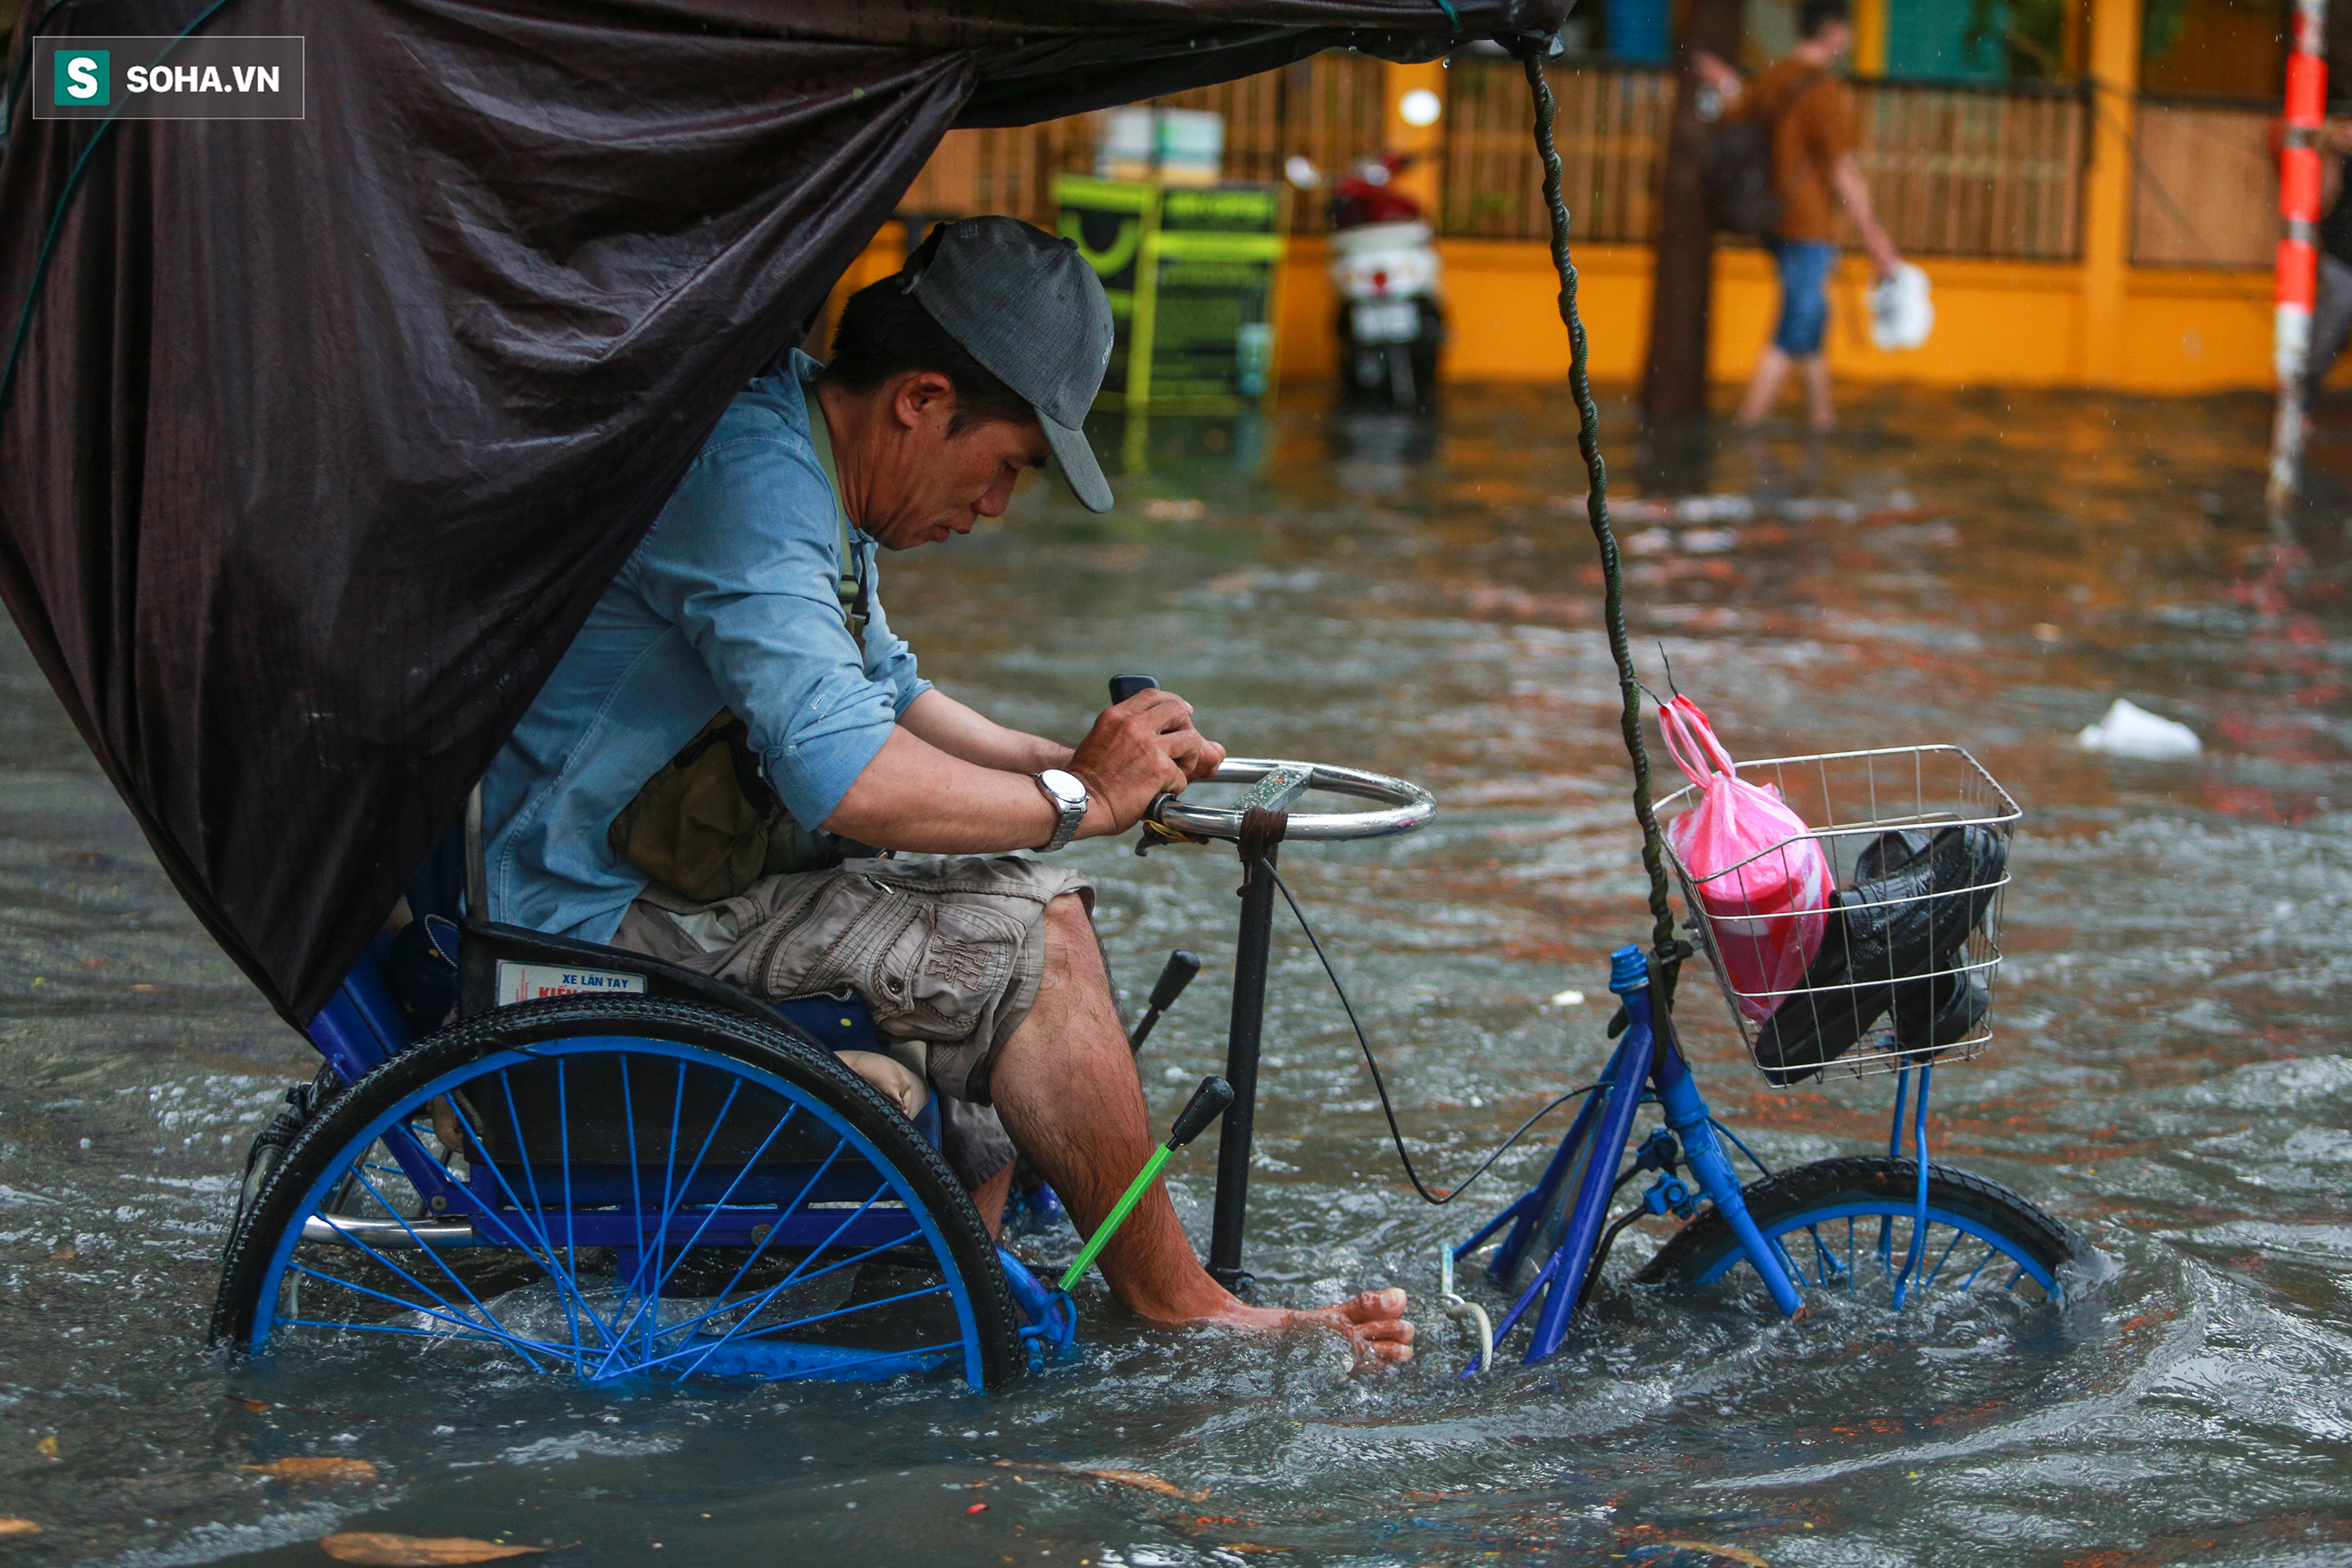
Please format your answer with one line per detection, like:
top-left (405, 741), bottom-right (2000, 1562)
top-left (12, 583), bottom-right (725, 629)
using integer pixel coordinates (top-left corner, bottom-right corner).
top-left (1034, 771), bottom-right (1087, 853)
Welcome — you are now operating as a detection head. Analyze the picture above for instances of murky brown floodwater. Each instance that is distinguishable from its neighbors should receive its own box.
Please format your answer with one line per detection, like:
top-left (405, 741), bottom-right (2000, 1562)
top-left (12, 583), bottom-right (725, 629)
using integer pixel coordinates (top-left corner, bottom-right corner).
top-left (4, 381), bottom-right (2351, 1566)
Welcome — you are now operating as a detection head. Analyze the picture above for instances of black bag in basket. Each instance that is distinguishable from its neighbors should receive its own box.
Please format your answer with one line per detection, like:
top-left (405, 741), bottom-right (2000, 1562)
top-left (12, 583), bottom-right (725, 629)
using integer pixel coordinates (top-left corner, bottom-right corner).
top-left (1752, 823), bottom-right (2007, 1085)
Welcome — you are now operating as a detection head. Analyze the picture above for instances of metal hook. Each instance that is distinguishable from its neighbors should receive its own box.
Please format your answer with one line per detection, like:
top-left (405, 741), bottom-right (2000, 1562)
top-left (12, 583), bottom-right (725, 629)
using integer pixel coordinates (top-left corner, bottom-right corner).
top-left (1437, 1243), bottom-right (1493, 1374)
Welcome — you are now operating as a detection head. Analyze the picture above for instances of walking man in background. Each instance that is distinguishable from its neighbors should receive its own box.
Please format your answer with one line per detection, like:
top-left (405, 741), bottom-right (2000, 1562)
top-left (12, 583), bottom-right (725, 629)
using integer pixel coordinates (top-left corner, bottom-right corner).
top-left (1699, 0), bottom-right (1901, 432)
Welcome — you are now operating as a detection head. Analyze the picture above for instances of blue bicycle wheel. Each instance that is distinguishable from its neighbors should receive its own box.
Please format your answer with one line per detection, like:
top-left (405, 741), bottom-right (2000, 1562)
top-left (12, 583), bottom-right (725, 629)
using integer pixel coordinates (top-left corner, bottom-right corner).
top-left (1637, 1156), bottom-right (2095, 1311)
top-left (212, 996), bottom-right (1024, 1388)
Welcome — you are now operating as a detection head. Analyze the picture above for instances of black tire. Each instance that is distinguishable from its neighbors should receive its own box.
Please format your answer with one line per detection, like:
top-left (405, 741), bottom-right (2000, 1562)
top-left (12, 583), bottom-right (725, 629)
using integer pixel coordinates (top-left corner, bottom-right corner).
top-left (212, 996), bottom-right (1026, 1388)
top-left (1636, 1156), bottom-right (2095, 1307)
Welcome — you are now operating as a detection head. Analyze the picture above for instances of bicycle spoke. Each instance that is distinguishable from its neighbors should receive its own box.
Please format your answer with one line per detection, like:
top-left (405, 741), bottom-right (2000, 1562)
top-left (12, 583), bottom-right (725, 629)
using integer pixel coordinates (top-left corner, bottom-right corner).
top-left (673, 1178), bottom-right (899, 1379)
top-left (347, 1165), bottom-right (546, 1370)
top-left (586, 1125), bottom-right (846, 1382)
top-left (651, 1225), bottom-right (925, 1344)
top-left (559, 1062), bottom-right (577, 1335)
top-left (1921, 1225), bottom-right (1966, 1292)
top-left (494, 1071), bottom-right (574, 1360)
top-left (278, 1316), bottom-right (579, 1356)
top-left (598, 1071), bottom-right (751, 1352)
top-left (648, 1059), bottom-right (688, 1368)
top-left (287, 1258), bottom-right (569, 1369)
top-left (1958, 1241), bottom-right (1997, 1291)
top-left (639, 1281), bottom-right (952, 1377)
top-left (460, 1079), bottom-right (599, 1343)
top-left (1803, 1224), bottom-right (1840, 1285)
top-left (431, 1095), bottom-right (606, 1343)
top-left (287, 1262), bottom-right (572, 1358)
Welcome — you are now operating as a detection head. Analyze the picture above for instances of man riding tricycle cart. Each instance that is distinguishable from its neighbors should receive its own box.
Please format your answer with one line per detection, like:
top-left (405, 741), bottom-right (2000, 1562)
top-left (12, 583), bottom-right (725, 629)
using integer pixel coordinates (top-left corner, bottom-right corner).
top-left (0, 0), bottom-right (2087, 1395)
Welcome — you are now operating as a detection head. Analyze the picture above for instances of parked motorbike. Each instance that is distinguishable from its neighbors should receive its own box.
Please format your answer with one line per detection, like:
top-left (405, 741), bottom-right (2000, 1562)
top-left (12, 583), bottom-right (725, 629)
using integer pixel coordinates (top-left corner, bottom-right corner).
top-left (1290, 152), bottom-right (1446, 409)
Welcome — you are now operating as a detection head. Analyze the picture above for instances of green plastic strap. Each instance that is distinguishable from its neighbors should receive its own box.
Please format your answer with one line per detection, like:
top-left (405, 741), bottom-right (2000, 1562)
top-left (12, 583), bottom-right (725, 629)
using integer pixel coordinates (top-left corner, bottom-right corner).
top-left (1513, 47), bottom-right (1681, 982)
top-left (1433, 0), bottom-right (1464, 30)
top-left (1058, 1143), bottom-right (1172, 1294)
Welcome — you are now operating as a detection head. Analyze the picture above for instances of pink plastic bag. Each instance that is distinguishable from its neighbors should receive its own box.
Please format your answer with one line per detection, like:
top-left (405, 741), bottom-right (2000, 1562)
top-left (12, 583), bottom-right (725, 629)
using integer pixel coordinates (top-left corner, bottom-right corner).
top-left (1659, 696), bottom-right (1832, 1020)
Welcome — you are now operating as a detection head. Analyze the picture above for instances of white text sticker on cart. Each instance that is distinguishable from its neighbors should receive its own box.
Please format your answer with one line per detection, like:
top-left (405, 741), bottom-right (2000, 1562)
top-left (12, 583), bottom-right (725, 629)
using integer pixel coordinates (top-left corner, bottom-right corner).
top-left (495, 961), bottom-right (648, 1006)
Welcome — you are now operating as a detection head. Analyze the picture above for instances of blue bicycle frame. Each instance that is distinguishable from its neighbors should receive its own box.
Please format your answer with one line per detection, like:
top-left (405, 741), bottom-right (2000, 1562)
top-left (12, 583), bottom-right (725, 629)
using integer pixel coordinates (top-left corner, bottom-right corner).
top-left (1450, 944), bottom-right (1804, 1366)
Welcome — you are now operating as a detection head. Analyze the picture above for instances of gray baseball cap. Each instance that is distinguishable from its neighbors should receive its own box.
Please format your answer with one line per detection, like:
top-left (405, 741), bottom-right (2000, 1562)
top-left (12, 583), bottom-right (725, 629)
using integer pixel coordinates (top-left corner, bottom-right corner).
top-left (901, 216), bottom-right (1116, 513)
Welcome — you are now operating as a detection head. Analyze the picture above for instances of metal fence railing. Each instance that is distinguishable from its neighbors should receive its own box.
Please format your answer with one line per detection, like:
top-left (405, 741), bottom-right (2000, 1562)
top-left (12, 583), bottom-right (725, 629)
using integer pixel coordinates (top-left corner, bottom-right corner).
top-left (1441, 60), bottom-right (2088, 260)
top-left (1838, 78), bottom-right (2088, 261)
top-left (896, 52), bottom-right (2200, 270)
top-left (894, 122), bottom-right (1080, 232)
top-left (895, 52), bottom-right (1386, 235)
top-left (1439, 56), bottom-right (1673, 243)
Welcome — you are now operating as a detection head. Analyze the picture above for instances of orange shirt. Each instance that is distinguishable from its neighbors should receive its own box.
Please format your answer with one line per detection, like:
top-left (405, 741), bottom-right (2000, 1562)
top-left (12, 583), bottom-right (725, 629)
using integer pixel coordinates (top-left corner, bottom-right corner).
top-left (1743, 60), bottom-right (1856, 244)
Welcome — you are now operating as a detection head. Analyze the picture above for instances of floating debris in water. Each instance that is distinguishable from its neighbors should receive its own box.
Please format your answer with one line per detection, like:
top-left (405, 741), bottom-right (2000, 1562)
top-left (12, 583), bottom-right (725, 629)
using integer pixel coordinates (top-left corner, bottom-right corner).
top-left (320, 1535), bottom-right (546, 1565)
top-left (2077, 697), bottom-right (2202, 760)
top-left (243, 1457), bottom-right (378, 1481)
top-left (995, 1459), bottom-right (1209, 1501)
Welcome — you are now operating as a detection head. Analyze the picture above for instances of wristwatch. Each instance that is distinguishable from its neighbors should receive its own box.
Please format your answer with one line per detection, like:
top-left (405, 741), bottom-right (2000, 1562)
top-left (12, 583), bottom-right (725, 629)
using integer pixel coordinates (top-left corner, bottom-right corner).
top-left (1032, 768), bottom-right (1089, 853)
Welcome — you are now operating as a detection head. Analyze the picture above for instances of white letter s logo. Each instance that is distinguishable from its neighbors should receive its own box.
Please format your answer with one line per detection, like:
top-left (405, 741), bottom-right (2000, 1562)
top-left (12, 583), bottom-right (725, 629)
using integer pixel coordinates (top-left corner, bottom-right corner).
top-left (65, 56), bottom-right (98, 100)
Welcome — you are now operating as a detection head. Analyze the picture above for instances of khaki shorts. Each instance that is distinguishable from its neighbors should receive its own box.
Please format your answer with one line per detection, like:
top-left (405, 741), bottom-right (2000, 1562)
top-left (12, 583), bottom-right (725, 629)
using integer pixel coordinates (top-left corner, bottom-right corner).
top-left (611, 856), bottom-right (1092, 1184)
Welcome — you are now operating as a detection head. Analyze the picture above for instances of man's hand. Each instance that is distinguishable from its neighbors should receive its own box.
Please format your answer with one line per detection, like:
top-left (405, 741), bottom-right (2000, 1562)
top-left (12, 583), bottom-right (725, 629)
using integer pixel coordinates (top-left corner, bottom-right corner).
top-left (1828, 153), bottom-right (1901, 281)
top-left (1690, 49), bottom-right (1742, 100)
top-left (1069, 688), bottom-right (1227, 836)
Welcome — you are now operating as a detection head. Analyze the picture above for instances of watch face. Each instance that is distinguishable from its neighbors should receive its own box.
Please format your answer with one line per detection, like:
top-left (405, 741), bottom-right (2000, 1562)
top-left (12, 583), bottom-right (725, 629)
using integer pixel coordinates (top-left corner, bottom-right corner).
top-left (1040, 768), bottom-right (1087, 806)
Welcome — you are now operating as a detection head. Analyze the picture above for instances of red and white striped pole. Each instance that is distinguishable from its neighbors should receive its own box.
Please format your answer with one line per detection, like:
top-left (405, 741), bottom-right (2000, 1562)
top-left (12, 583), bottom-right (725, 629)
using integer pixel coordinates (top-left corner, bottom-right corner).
top-left (2269, 0), bottom-right (2329, 525)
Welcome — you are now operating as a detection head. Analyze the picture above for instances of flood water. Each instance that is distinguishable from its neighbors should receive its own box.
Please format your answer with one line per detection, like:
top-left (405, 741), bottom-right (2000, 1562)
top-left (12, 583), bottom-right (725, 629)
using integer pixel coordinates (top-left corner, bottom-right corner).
top-left (5, 381), bottom-right (2352, 1566)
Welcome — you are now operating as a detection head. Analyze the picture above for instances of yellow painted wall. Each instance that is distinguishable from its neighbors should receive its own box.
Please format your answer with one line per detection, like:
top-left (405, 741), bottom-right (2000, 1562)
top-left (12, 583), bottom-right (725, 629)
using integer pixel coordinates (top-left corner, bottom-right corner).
top-left (835, 222), bottom-right (2280, 395)
top-left (1276, 234), bottom-right (2283, 393)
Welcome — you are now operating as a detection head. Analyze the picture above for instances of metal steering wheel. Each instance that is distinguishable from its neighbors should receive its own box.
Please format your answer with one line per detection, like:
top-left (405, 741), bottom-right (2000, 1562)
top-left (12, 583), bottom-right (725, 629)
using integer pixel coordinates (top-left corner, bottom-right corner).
top-left (1143, 757), bottom-right (1434, 844)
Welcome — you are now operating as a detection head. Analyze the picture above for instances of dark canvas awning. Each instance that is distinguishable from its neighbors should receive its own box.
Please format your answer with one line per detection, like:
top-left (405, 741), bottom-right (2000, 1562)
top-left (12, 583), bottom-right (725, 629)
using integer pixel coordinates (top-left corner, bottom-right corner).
top-left (0, 0), bottom-right (1566, 1022)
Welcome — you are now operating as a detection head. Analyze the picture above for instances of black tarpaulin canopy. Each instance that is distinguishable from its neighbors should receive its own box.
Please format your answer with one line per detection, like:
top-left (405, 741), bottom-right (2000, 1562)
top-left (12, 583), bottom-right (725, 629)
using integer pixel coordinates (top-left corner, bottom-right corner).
top-left (0, 0), bottom-right (1569, 1024)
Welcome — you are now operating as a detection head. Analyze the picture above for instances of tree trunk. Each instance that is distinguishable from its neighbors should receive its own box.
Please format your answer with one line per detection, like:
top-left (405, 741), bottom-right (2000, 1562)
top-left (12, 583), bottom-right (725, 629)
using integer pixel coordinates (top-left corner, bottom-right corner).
top-left (1642, 0), bottom-right (1748, 418)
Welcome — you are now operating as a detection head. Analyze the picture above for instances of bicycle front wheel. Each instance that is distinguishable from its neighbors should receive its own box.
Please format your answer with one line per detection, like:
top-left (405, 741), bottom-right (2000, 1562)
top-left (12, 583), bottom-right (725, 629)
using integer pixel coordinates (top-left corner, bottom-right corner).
top-left (1637, 1156), bottom-right (2095, 1311)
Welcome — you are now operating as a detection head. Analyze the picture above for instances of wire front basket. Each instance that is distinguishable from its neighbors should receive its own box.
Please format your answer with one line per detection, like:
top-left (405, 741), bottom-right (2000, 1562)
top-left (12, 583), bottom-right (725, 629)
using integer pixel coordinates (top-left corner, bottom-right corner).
top-left (1657, 745), bottom-right (2020, 1086)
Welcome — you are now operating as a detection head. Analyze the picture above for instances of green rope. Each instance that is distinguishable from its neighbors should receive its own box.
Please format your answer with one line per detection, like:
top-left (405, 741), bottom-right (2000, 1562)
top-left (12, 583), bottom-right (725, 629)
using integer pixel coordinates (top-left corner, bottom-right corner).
top-left (1514, 44), bottom-right (1681, 987)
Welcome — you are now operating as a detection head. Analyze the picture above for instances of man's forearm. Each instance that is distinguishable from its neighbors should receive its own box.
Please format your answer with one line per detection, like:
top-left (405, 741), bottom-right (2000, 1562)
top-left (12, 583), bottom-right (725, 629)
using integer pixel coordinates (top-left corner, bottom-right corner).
top-left (897, 688), bottom-right (1071, 774)
top-left (1831, 155), bottom-right (1896, 265)
top-left (827, 684), bottom-right (1223, 853)
top-left (823, 725), bottom-right (1098, 853)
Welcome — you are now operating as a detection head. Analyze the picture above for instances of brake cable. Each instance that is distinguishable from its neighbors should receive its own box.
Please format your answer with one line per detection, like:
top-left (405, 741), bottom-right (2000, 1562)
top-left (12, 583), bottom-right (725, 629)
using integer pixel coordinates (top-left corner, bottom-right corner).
top-left (1251, 52), bottom-right (1691, 1213)
top-left (1268, 865), bottom-right (1600, 1206)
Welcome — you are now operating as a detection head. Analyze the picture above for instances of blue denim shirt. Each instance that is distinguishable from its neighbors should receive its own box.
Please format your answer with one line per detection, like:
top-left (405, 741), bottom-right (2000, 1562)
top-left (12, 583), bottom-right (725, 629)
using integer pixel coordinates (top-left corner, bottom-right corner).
top-left (484, 352), bottom-right (929, 942)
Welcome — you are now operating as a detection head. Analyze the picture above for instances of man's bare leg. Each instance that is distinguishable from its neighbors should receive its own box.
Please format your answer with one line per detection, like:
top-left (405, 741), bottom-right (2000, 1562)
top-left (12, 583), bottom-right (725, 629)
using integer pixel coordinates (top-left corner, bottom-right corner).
top-left (971, 1160), bottom-right (1014, 1236)
top-left (1800, 354), bottom-right (1835, 432)
top-left (988, 895), bottom-right (1414, 1366)
top-left (1737, 345), bottom-right (1793, 426)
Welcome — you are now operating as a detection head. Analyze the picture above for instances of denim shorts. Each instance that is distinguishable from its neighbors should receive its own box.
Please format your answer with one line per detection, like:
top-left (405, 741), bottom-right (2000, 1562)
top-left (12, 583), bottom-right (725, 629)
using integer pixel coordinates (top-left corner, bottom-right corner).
top-left (1771, 240), bottom-right (1838, 357)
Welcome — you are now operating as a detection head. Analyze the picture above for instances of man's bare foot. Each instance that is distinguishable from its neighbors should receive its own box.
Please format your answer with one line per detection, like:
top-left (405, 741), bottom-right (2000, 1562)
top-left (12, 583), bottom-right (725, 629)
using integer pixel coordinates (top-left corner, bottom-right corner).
top-left (1180, 1287), bottom-right (1416, 1370)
